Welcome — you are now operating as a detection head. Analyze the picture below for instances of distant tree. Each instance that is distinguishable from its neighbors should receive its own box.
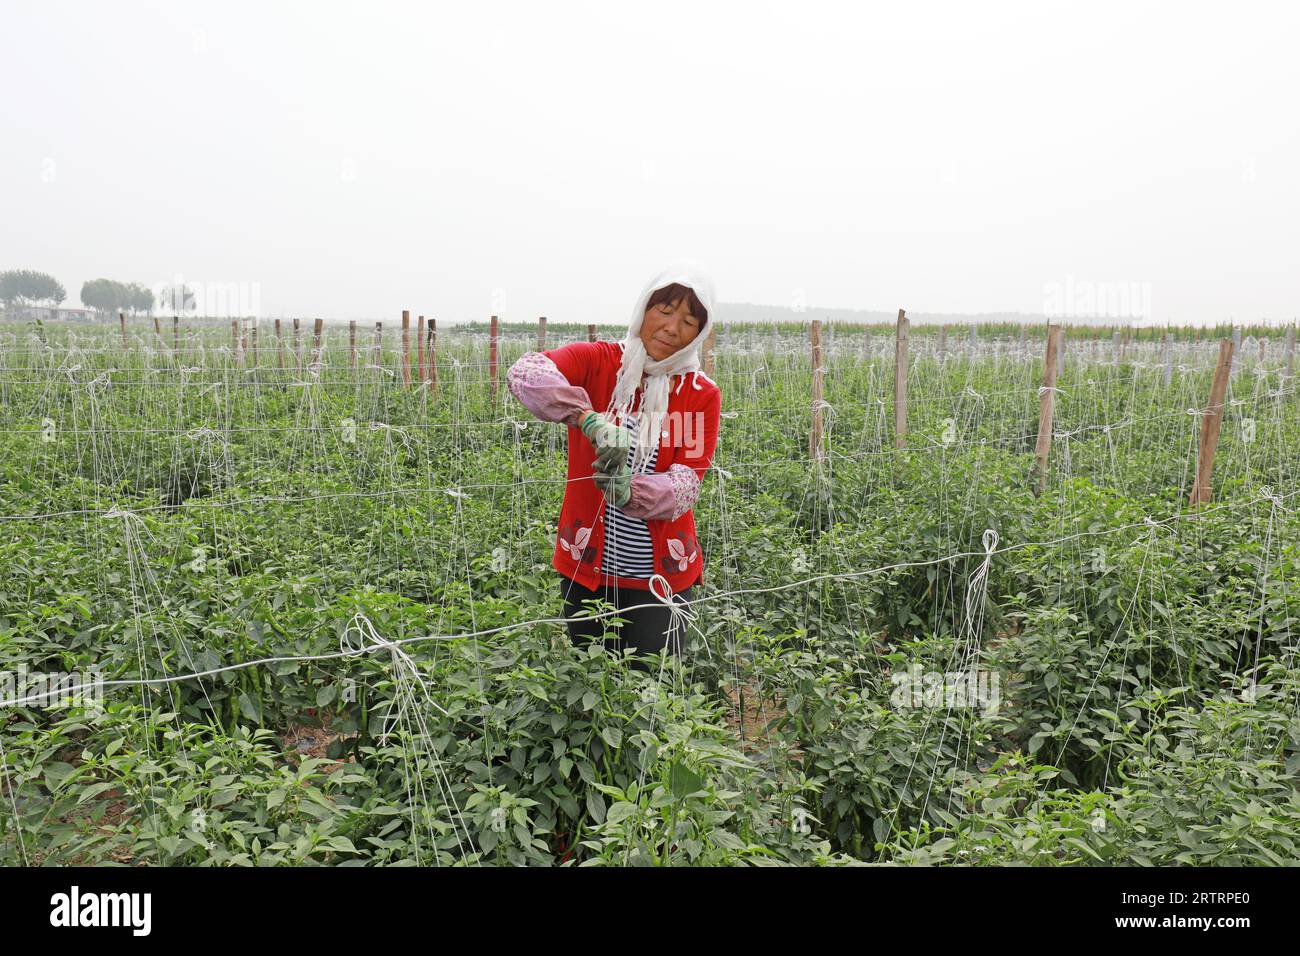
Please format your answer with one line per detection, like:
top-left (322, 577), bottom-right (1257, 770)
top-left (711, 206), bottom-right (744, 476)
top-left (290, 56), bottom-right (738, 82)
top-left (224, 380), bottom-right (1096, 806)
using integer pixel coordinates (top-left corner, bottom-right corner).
top-left (0, 270), bottom-right (66, 311)
top-left (80, 278), bottom-right (153, 316)
top-left (129, 283), bottom-right (154, 315)
top-left (81, 278), bottom-right (120, 314)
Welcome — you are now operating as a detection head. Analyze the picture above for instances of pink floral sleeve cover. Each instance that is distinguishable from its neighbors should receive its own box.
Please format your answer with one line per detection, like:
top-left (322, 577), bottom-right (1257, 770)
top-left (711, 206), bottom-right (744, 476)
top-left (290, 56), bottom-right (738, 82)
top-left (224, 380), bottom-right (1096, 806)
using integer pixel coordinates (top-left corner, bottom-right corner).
top-left (623, 464), bottom-right (702, 521)
top-left (506, 351), bottom-right (593, 427)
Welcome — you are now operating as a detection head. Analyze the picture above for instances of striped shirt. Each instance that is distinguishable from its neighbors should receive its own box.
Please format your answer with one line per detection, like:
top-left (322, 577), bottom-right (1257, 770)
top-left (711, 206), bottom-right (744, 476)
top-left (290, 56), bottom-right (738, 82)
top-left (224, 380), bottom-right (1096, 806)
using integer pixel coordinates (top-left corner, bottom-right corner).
top-left (600, 415), bottom-right (657, 579)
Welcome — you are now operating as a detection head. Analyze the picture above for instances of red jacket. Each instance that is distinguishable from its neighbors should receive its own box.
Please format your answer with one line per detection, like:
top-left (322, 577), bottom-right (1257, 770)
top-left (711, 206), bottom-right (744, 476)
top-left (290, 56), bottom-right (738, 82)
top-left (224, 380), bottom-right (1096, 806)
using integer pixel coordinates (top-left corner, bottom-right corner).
top-left (509, 340), bottom-right (722, 592)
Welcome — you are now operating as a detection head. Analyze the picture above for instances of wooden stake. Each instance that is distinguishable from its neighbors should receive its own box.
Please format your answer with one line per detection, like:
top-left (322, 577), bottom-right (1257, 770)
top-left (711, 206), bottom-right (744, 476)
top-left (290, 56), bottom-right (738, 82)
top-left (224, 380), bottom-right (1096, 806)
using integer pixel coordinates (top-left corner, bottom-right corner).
top-left (416, 316), bottom-right (425, 382)
top-left (489, 314), bottom-right (499, 398)
top-left (894, 308), bottom-right (909, 450)
top-left (119, 312), bottom-right (128, 351)
top-left (293, 318), bottom-right (302, 372)
top-left (400, 310), bottom-right (411, 387)
top-left (809, 320), bottom-right (825, 463)
top-left (538, 316), bottom-right (547, 351)
top-left (349, 320), bottom-right (357, 371)
top-left (587, 323), bottom-right (597, 343)
top-left (428, 318), bottom-right (438, 392)
top-left (371, 322), bottom-right (383, 378)
top-left (275, 318), bottom-right (284, 371)
top-left (1033, 325), bottom-right (1062, 495)
top-left (312, 318), bottom-right (324, 370)
top-left (1189, 339), bottom-right (1235, 507)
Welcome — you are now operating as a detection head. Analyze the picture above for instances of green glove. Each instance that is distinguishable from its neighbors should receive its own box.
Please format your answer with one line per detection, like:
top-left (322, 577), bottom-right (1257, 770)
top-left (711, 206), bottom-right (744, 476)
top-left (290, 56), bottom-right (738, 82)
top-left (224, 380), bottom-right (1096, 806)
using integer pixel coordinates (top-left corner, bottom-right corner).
top-left (593, 461), bottom-right (632, 507)
top-left (580, 411), bottom-right (631, 472)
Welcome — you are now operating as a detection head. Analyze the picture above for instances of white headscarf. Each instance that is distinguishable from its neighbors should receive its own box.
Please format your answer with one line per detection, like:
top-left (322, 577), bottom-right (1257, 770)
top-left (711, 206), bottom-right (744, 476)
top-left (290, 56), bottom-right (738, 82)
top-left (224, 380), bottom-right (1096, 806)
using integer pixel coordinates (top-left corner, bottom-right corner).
top-left (606, 259), bottom-right (717, 473)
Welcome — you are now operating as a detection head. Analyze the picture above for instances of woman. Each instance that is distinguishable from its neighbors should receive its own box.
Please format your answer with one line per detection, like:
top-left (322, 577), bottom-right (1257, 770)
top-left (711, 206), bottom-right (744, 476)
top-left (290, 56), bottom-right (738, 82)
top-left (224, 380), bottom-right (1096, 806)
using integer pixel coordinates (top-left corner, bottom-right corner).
top-left (507, 261), bottom-right (722, 665)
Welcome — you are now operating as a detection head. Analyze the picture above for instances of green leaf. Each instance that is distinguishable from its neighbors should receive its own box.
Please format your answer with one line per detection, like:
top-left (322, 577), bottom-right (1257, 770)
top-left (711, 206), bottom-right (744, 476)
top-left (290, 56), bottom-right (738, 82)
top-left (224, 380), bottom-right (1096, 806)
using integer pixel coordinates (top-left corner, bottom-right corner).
top-left (43, 761), bottom-right (78, 791)
top-left (605, 802), bottom-right (638, 826)
top-left (669, 761), bottom-right (705, 799)
top-left (586, 789), bottom-right (606, 824)
top-left (238, 692), bottom-right (262, 723)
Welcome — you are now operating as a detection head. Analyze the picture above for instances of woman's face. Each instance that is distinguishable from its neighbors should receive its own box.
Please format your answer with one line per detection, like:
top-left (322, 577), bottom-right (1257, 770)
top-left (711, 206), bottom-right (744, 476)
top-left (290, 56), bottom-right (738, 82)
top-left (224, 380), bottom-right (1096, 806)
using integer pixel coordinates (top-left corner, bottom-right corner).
top-left (640, 293), bottom-right (703, 361)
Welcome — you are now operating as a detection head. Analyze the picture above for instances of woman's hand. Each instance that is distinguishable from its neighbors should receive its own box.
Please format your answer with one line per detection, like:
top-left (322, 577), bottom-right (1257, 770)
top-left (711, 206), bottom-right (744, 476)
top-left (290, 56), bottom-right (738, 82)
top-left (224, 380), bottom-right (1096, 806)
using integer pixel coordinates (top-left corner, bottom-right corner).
top-left (593, 461), bottom-right (632, 506)
top-left (580, 412), bottom-right (631, 471)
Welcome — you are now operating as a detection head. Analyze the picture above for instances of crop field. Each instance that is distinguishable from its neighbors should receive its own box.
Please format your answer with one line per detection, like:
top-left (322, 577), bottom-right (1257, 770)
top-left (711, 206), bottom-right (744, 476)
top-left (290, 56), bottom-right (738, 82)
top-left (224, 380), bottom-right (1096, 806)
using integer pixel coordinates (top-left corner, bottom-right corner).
top-left (1, 317), bottom-right (1297, 866)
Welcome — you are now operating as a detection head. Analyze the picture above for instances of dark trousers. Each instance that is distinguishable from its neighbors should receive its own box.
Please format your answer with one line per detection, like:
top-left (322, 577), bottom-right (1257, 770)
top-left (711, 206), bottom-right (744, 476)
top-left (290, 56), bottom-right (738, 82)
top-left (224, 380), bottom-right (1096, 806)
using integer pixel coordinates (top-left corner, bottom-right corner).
top-left (559, 574), bottom-right (694, 665)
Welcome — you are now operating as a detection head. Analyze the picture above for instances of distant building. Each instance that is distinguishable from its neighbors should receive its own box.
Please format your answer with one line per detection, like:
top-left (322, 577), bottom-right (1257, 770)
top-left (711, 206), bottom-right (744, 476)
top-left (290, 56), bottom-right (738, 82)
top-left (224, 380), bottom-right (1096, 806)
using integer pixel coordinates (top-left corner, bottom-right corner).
top-left (13, 306), bottom-right (98, 322)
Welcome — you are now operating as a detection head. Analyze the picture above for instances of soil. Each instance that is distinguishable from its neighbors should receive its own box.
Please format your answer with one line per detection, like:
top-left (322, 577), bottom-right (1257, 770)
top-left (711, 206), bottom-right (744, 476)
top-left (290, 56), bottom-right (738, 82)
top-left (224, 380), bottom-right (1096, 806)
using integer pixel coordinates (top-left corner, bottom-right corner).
top-left (721, 678), bottom-right (802, 761)
top-left (279, 707), bottom-right (358, 764)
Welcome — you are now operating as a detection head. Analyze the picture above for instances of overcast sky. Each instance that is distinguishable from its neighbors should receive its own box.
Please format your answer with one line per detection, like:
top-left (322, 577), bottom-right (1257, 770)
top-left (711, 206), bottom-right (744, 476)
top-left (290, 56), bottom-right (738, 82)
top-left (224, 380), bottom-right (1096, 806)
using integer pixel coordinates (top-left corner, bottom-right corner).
top-left (3, 1), bottom-right (1297, 326)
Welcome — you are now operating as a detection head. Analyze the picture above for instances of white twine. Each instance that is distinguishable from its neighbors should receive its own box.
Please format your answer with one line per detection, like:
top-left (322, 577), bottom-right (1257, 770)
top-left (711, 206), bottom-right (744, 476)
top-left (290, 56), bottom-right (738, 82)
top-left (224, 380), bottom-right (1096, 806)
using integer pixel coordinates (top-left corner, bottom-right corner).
top-left (648, 573), bottom-right (708, 661)
top-left (962, 529), bottom-right (998, 645)
top-left (340, 612), bottom-right (450, 742)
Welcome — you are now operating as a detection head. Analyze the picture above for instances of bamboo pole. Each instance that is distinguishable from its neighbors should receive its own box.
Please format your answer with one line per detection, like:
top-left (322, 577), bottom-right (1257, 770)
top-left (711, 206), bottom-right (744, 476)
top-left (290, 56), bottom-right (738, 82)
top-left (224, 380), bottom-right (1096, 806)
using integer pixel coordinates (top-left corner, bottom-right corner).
top-left (1033, 325), bottom-right (1062, 495)
top-left (416, 316), bottom-right (425, 383)
top-left (809, 320), bottom-right (824, 463)
top-left (428, 319), bottom-right (437, 393)
top-left (400, 310), bottom-right (411, 387)
top-left (1189, 339), bottom-right (1235, 507)
top-left (894, 309), bottom-right (909, 450)
top-left (311, 318), bottom-right (324, 370)
top-left (489, 314), bottom-right (499, 398)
